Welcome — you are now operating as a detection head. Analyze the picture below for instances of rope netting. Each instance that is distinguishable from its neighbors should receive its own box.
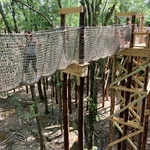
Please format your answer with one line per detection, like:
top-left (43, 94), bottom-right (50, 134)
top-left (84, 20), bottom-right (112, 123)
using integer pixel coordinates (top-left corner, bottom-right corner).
top-left (0, 25), bottom-right (132, 92)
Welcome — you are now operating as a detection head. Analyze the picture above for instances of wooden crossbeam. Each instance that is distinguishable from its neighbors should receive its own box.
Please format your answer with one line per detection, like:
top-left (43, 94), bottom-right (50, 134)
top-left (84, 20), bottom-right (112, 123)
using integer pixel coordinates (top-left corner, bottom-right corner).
top-left (110, 85), bottom-right (147, 94)
top-left (117, 49), bottom-right (150, 57)
top-left (109, 117), bottom-right (143, 147)
top-left (113, 122), bottom-right (137, 150)
top-left (115, 12), bottom-right (137, 17)
top-left (59, 6), bottom-right (84, 14)
top-left (116, 62), bottom-right (127, 74)
top-left (110, 63), bottom-right (148, 86)
top-left (108, 126), bottom-right (143, 147)
top-left (129, 107), bottom-right (140, 121)
top-left (116, 91), bottom-right (140, 121)
top-left (107, 94), bottom-right (146, 120)
top-left (132, 76), bottom-right (143, 88)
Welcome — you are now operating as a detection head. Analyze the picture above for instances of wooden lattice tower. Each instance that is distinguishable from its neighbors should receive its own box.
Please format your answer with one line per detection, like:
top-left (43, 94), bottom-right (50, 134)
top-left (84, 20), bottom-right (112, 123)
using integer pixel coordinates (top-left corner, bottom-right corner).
top-left (109, 12), bottom-right (150, 150)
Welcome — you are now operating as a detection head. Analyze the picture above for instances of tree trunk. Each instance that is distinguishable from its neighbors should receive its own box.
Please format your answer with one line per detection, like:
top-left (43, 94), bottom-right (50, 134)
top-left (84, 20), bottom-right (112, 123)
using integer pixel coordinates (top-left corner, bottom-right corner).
top-left (30, 84), bottom-right (46, 150)
top-left (38, 79), bottom-right (44, 102)
top-left (43, 78), bottom-right (49, 114)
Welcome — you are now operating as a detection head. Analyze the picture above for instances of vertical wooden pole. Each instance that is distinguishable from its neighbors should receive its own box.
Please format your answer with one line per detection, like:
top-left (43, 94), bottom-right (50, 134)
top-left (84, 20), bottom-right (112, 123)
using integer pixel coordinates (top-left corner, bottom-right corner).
top-left (138, 63), bottom-right (148, 150)
top-left (61, 14), bottom-right (70, 150)
top-left (78, 77), bottom-right (85, 150)
top-left (122, 56), bottom-right (133, 150)
top-left (46, 77), bottom-right (48, 90)
top-left (102, 58), bottom-right (106, 107)
top-left (78, 6), bottom-right (86, 150)
top-left (75, 83), bottom-right (78, 108)
top-left (122, 15), bottom-right (135, 150)
top-left (129, 56), bottom-right (141, 150)
top-left (105, 58), bottom-right (111, 100)
top-left (55, 77), bottom-right (58, 104)
top-left (117, 79), bottom-right (125, 150)
top-left (109, 55), bottom-right (116, 150)
top-left (68, 74), bottom-right (72, 114)
top-left (114, 15), bottom-right (118, 25)
top-left (86, 67), bottom-right (89, 110)
top-left (139, 16), bottom-right (144, 43)
top-left (142, 92), bottom-right (150, 150)
top-left (63, 73), bottom-right (69, 150)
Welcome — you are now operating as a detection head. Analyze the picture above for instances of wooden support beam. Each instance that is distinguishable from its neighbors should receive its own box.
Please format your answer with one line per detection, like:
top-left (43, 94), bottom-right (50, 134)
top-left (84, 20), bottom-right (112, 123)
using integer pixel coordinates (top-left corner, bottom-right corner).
top-left (109, 55), bottom-right (116, 150)
top-left (108, 128), bottom-right (143, 147)
top-left (61, 63), bottom-right (89, 77)
top-left (59, 6), bottom-right (84, 14)
top-left (114, 122), bottom-right (138, 150)
top-left (115, 12), bottom-right (137, 17)
top-left (117, 48), bottom-right (150, 57)
top-left (107, 94), bottom-right (147, 120)
top-left (110, 63), bottom-right (148, 86)
top-left (110, 85), bottom-right (147, 94)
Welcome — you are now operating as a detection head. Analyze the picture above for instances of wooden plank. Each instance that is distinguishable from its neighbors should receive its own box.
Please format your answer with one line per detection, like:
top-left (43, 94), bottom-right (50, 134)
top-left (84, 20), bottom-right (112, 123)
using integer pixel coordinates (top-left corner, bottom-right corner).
top-left (132, 76), bottom-right (143, 88)
top-left (110, 85), bottom-right (147, 94)
top-left (111, 117), bottom-right (143, 129)
top-left (117, 49), bottom-right (150, 57)
top-left (114, 122), bottom-right (137, 150)
top-left (108, 129), bottom-right (143, 147)
top-left (115, 12), bottom-right (137, 17)
top-left (134, 32), bottom-right (148, 35)
top-left (129, 107), bottom-right (140, 121)
top-left (59, 6), bottom-right (84, 14)
top-left (136, 13), bottom-right (144, 18)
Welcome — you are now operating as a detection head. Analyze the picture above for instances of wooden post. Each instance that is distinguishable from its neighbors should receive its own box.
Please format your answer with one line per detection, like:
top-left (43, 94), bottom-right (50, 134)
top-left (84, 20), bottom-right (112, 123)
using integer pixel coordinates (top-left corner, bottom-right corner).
top-left (138, 63), bottom-right (148, 150)
top-left (109, 55), bottom-right (116, 150)
top-left (78, 77), bottom-right (85, 150)
top-left (61, 13), bottom-right (70, 150)
top-left (68, 74), bottom-right (72, 114)
top-left (142, 92), bottom-right (150, 150)
top-left (86, 67), bottom-right (89, 110)
top-left (129, 56), bottom-right (141, 150)
top-left (114, 15), bottom-right (118, 25)
top-left (78, 6), bottom-right (86, 150)
top-left (63, 73), bottom-right (69, 150)
top-left (139, 16), bottom-right (144, 43)
top-left (122, 15), bottom-right (135, 150)
top-left (122, 56), bottom-right (133, 150)
top-left (117, 79), bottom-right (125, 150)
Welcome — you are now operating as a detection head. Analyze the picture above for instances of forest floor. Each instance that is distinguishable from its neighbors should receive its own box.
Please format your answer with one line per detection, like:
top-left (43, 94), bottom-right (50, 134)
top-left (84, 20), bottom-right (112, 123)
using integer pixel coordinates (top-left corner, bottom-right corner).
top-left (0, 84), bottom-right (150, 150)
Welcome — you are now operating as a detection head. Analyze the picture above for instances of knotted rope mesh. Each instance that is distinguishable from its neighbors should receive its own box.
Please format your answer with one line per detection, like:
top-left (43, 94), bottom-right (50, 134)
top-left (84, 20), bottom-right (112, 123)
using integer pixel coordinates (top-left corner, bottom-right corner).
top-left (0, 25), bottom-right (132, 92)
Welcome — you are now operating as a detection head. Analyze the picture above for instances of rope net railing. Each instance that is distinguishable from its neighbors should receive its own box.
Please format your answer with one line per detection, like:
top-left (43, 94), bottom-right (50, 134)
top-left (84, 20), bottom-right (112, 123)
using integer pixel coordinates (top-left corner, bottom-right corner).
top-left (0, 25), bottom-right (132, 92)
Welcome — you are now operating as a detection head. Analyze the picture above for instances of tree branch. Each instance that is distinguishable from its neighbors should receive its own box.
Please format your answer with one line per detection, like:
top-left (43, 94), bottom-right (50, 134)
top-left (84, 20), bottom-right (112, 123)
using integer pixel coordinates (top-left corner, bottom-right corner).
top-left (14, 0), bottom-right (54, 28)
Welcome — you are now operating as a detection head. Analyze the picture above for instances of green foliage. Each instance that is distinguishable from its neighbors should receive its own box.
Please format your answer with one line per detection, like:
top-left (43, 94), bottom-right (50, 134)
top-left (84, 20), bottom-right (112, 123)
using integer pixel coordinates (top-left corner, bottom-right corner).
top-left (11, 94), bottom-right (23, 115)
top-left (89, 97), bottom-right (97, 112)
top-left (95, 113), bottom-right (102, 122)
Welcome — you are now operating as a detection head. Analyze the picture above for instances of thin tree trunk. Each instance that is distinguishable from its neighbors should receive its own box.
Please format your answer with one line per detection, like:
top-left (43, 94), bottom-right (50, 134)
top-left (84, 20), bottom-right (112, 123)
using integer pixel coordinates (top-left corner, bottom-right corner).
top-left (30, 84), bottom-right (46, 150)
top-left (43, 78), bottom-right (49, 114)
top-left (38, 79), bottom-right (44, 102)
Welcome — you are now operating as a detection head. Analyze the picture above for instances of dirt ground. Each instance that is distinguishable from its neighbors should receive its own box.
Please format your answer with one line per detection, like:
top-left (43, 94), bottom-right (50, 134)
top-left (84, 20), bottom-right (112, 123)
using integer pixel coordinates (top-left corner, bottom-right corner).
top-left (0, 84), bottom-right (150, 150)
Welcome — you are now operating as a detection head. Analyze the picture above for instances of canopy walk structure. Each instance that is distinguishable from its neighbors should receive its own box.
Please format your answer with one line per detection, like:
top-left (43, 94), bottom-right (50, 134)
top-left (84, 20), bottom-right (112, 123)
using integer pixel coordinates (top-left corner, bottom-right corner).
top-left (0, 7), bottom-right (150, 150)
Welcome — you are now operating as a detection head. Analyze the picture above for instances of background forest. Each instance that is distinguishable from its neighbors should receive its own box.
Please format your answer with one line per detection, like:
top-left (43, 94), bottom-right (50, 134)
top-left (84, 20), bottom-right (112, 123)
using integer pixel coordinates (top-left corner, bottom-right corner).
top-left (0, 0), bottom-right (150, 33)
